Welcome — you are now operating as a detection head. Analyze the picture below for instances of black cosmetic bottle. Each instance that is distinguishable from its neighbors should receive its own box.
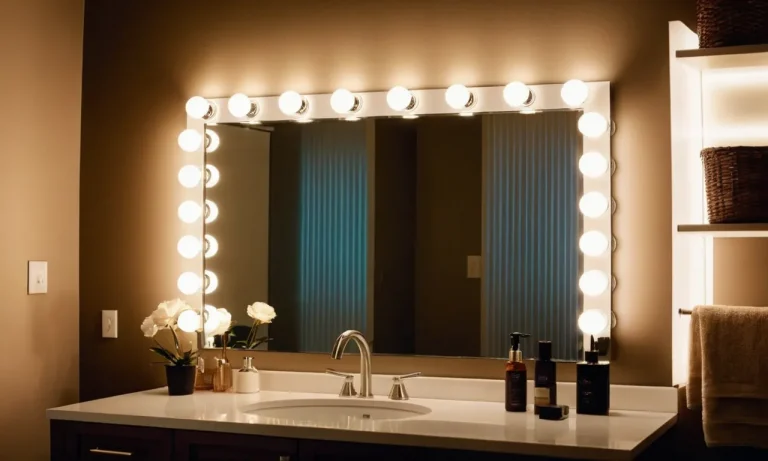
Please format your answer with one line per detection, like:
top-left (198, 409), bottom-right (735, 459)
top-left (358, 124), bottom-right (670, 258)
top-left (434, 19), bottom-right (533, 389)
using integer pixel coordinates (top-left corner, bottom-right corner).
top-left (576, 350), bottom-right (610, 415)
top-left (534, 341), bottom-right (557, 414)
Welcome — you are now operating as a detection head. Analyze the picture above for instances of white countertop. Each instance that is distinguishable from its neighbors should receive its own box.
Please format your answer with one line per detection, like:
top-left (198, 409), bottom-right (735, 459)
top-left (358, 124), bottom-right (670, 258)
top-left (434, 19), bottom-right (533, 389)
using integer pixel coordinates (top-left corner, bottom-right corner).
top-left (48, 388), bottom-right (676, 460)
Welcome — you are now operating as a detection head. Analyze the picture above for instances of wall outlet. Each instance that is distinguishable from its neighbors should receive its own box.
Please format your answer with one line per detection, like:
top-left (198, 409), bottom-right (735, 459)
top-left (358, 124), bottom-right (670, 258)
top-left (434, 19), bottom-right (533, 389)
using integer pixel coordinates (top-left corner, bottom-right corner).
top-left (28, 261), bottom-right (48, 294)
top-left (102, 310), bottom-right (118, 338)
top-left (467, 255), bottom-right (482, 279)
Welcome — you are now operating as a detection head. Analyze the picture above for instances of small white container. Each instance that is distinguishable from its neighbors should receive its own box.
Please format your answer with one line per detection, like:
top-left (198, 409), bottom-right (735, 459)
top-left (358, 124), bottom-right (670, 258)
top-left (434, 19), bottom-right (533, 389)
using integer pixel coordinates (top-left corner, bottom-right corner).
top-left (234, 357), bottom-right (260, 393)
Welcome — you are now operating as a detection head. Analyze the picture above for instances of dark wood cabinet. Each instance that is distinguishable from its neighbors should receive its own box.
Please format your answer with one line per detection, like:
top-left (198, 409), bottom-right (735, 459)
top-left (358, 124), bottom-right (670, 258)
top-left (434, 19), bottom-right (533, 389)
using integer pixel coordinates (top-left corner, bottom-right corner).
top-left (174, 430), bottom-right (297, 461)
top-left (51, 420), bottom-right (173, 461)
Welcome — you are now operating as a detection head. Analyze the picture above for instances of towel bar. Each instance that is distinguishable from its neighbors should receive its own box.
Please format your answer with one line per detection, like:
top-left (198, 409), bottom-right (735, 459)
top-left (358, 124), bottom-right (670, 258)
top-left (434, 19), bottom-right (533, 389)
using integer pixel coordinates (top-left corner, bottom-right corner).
top-left (679, 308), bottom-right (693, 315)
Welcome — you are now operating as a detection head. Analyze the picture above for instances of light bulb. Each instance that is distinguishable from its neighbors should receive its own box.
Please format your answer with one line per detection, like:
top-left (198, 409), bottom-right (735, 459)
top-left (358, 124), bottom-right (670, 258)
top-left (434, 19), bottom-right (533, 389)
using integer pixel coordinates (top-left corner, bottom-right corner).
top-left (203, 305), bottom-right (220, 335)
top-left (278, 91), bottom-right (307, 115)
top-left (178, 200), bottom-right (202, 223)
top-left (578, 112), bottom-right (609, 138)
top-left (205, 130), bottom-right (220, 153)
top-left (186, 96), bottom-right (214, 120)
top-left (387, 86), bottom-right (416, 111)
top-left (177, 235), bottom-right (202, 259)
top-left (579, 152), bottom-right (609, 178)
top-left (228, 93), bottom-right (257, 118)
top-left (561, 79), bottom-right (589, 107)
top-left (503, 81), bottom-right (533, 107)
top-left (579, 231), bottom-right (609, 257)
top-left (579, 271), bottom-right (609, 297)
top-left (204, 200), bottom-right (219, 224)
top-left (205, 165), bottom-right (220, 188)
top-left (177, 272), bottom-right (201, 295)
top-left (579, 192), bottom-right (609, 218)
top-left (445, 84), bottom-right (474, 110)
top-left (204, 270), bottom-right (218, 294)
top-left (178, 165), bottom-right (202, 188)
top-left (177, 309), bottom-right (201, 333)
top-left (330, 89), bottom-right (360, 114)
top-left (178, 129), bottom-right (202, 152)
top-left (578, 309), bottom-right (608, 335)
top-left (204, 234), bottom-right (218, 258)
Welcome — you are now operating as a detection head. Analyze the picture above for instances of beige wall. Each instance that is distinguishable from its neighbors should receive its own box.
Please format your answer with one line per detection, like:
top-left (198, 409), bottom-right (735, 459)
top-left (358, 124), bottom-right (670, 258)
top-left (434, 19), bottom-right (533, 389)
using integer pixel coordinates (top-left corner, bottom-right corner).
top-left (80, 0), bottom-right (697, 397)
top-left (0, 0), bottom-right (82, 458)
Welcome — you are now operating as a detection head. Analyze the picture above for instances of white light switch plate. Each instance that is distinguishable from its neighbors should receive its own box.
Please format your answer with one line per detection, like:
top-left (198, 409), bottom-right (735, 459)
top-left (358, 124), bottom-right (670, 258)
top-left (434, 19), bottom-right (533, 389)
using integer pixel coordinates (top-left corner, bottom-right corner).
top-left (28, 261), bottom-right (48, 294)
top-left (102, 310), bottom-right (118, 338)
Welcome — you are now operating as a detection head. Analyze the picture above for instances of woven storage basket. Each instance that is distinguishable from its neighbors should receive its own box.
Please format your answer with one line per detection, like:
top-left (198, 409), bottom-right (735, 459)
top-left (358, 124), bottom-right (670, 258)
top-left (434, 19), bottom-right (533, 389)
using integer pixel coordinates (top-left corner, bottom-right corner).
top-left (697, 0), bottom-right (768, 48)
top-left (701, 147), bottom-right (768, 224)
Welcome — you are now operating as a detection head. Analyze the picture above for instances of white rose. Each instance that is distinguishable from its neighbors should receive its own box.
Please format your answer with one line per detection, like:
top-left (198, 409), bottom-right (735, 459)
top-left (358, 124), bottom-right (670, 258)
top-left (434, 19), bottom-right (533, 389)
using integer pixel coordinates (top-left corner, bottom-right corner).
top-left (247, 302), bottom-right (276, 324)
top-left (212, 308), bottom-right (232, 336)
top-left (141, 316), bottom-right (158, 337)
top-left (151, 298), bottom-right (189, 327)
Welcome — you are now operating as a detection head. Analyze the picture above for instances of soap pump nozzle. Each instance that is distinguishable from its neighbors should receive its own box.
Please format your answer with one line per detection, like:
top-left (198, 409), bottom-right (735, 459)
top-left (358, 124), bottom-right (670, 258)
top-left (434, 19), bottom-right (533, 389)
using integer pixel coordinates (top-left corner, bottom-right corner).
top-left (509, 332), bottom-right (530, 362)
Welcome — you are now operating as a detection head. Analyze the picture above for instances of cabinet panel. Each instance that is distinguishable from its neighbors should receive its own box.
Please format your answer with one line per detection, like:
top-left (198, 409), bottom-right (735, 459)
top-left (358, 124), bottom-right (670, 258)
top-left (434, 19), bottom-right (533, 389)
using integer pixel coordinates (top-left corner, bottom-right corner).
top-left (174, 430), bottom-right (298, 461)
top-left (51, 421), bottom-right (173, 461)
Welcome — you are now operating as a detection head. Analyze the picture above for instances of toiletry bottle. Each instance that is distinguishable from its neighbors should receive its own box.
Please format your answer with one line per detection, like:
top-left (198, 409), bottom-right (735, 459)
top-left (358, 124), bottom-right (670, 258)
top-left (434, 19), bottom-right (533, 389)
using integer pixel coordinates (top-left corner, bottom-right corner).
top-left (505, 332), bottom-right (530, 412)
top-left (576, 351), bottom-right (610, 415)
top-left (234, 357), bottom-right (260, 394)
top-left (534, 341), bottom-right (557, 414)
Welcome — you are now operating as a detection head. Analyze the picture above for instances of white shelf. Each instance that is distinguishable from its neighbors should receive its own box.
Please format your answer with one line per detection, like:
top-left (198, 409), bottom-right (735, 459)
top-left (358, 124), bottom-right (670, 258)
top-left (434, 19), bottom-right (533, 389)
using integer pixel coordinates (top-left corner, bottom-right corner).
top-left (677, 224), bottom-right (768, 237)
top-left (676, 44), bottom-right (768, 70)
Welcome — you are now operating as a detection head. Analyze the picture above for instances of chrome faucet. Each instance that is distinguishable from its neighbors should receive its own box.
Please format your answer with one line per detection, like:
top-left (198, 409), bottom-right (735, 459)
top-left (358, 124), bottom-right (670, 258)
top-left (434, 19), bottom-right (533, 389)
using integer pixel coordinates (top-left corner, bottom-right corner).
top-left (330, 330), bottom-right (373, 398)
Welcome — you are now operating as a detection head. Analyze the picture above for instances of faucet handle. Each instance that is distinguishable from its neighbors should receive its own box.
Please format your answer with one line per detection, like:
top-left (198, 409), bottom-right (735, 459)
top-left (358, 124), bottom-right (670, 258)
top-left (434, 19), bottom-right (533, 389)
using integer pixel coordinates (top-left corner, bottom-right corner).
top-left (388, 372), bottom-right (421, 401)
top-left (325, 369), bottom-right (357, 397)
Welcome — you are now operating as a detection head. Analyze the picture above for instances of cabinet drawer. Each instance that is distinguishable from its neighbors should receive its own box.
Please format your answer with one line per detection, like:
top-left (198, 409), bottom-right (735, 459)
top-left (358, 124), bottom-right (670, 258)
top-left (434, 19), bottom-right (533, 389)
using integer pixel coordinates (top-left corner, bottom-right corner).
top-left (174, 430), bottom-right (298, 461)
top-left (52, 421), bottom-right (173, 461)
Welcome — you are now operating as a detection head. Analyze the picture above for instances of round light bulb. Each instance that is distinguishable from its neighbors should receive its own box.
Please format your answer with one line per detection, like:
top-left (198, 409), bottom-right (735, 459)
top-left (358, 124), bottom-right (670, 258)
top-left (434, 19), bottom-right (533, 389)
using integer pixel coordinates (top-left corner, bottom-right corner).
top-left (278, 91), bottom-right (306, 115)
top-left (330, 89), bottom-right (359, 114)
top-left (205, 165), bottom-right (220, 188)
top-left (205, 130), bottom-right (220, 153)
top-left (178, 165), bottom-right (202, 188)
top-left (503, 81), bottom-right (533, 107)
top-left (204, 200), bottom-right (219, 224)
top-left (204, 270), bottom-right (218, 294)
top-left (203, 305), bottom-right (220, 335)
top-left (186, 96), bottom-right (213, 120)
top-left (579, 192), bottom-right (609, 218)
top-left (578, 112), bottom-right (609, 138)
top-left (177, 235), bottom-right (202, 259)
top-left (579, 152), bottom-right (609, 178)
top-left (579, 271), bottom-right (609, 297)
top-left (178, 129), bottom-right (202, 152)
top-left (561, 79), bottom-right (589, 107)
top-left (177, 272), bottom-right (201, 295)
top-left (445, 84), bottom-right (473, 110)
top-left (578, 309), bottom-right (608, 335)
top-left (177, 309), bottom-right (201, 333)
top-left (579, 231), bottom-right (609, 257)
top-left (178, 200), bottom-right (202, 223)
top-left (387, 86), bottom-right (416, 111)
top-left (204, 234), bottom-right (218, 258)
top-left (228, 93), bottom-right (257, 118)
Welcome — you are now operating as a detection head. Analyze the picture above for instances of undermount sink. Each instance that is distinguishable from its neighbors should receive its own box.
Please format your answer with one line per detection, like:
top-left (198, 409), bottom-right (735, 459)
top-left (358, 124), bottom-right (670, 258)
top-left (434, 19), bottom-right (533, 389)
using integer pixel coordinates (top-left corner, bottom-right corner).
top-left (245, 398), bottom-right (431, 425)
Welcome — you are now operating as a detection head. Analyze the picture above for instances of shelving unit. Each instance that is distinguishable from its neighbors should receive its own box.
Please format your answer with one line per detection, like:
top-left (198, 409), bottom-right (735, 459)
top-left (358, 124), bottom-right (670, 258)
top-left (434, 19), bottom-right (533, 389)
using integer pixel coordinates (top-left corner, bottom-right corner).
top-left (676, 43), bottom-right (768, 70)
top-left (677, 224), bottom-right (768, 238)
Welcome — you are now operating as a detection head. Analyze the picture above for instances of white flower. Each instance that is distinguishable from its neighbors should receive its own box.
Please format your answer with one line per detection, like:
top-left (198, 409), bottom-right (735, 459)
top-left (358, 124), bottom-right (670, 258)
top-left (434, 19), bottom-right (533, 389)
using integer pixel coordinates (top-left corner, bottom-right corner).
top-left (247, 302), bottom-right (276, 324)
top-left (212, 308), bottom-right (232, 336)
top-left (141, 316), bottom-right (158, 338)
top-left (150, 298), bottom-right (189, 327)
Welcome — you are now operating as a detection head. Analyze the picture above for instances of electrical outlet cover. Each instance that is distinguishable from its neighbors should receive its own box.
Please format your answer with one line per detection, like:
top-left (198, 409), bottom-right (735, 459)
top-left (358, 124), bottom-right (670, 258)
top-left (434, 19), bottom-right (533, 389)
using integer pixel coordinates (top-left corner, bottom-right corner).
top-left (28, 261), bottom-right (48, 294)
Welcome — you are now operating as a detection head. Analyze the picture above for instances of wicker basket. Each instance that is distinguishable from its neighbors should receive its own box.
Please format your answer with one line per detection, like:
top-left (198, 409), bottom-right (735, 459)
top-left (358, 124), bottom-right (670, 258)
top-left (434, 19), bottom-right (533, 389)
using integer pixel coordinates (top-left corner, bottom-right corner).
top-left (701, 147), bottom-right (768, 224)
top-left (697, 0), bottom-right (768, 48)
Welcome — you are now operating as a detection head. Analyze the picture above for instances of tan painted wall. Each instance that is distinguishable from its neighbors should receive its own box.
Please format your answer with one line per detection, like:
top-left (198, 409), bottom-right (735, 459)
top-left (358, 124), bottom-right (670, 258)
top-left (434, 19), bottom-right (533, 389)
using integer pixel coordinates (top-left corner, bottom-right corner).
top-left (80, 0), bottom-right (697, 398)
top-left (0, 0), bottom-right (82, 457)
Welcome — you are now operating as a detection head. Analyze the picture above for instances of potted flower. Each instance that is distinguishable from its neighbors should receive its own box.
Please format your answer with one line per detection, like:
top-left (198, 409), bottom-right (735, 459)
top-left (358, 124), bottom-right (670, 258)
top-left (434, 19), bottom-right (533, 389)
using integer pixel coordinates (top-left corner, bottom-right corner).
top-left (141, 299), bottom-right (199, 395)
top-left (235, 302), bottom-right (277, 350)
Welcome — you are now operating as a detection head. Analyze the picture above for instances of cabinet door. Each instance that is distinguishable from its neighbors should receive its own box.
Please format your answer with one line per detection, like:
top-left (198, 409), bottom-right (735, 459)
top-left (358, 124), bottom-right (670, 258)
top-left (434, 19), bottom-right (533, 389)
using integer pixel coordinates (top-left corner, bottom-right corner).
top-left (174, 430), bottom-right (298, 461)
top-left (51, 420), bottom-right (173, 461)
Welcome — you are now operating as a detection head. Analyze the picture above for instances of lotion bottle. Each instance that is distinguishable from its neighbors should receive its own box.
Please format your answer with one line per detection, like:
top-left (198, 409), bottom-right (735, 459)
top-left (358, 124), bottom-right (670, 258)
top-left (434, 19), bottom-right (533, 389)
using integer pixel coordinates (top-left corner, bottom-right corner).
top-left (234, 357), bottom-right (260, 394)
top-left (505, 332), bottom-right (530, 412)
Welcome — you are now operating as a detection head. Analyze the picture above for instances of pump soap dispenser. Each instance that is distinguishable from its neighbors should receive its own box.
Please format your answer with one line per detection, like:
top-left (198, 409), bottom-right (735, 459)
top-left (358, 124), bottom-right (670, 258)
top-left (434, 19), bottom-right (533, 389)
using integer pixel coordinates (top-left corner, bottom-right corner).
top-left (505, 332), bottom-right (530, 412)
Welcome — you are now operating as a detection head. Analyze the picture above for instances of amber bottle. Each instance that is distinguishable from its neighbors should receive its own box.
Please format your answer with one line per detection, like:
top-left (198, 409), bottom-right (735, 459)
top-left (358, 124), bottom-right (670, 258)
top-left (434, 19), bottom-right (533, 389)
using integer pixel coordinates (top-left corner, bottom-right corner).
top-left (505, 332), bottom-right (530, 412)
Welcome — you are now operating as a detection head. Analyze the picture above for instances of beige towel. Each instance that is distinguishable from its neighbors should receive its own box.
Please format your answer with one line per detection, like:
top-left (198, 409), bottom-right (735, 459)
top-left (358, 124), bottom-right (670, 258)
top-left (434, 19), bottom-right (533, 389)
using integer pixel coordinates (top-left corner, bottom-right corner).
top-left (687, 305), bottom-right (768, 448)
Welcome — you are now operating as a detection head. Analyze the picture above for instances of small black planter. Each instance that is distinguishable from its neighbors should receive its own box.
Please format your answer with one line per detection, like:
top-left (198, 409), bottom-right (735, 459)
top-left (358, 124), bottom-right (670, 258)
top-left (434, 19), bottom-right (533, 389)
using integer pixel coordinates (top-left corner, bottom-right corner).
top-left (165, 365), bottom-right (196, 396)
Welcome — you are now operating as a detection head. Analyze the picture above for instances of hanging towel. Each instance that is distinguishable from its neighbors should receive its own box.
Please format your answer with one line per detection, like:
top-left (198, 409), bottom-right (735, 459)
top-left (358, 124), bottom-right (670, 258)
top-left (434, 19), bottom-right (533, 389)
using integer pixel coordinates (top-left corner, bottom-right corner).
top-left (687, 305), bottom-right (768, 448)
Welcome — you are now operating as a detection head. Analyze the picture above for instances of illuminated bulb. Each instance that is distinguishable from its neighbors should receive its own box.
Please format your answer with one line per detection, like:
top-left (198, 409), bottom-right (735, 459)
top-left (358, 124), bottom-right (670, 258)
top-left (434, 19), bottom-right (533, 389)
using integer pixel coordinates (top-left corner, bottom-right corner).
top-left (578, 309), bottom-right (608, 335)
top-left (579, 231), bottom-right (609, 257)
top-left (579, 192), bottom-right (609, 218)
top-left (178, 129), bottom-right (203, 152)
top-left (278, 91), bottom-right (307, 115)
top-left (204, 200), bottom-right (219, 224)
top-left (177, 309), bottom-right (201, 333)
top-left (330, 89), bottom-right (360, 114)
top-left (578, 112), bottom-right (609, 138)
top-left (177, 235), bottom-right (202, 259)
top-left (205, 130), bottom-right (220, 153)
top-left (579, 152), bottom-right (609, 178)
top-left (561, 79), bottom-right (589, 107)
top-left (579, 271), bottom-right (609, 297)
top-left (445, 84), bottom-right (474, 110)
top-left (178, 165), bottom-right (202, 188)
top-left (387, 86), bottom-right (416, 111)
top-left (203, 305), bottom-right (220, 335)
top-left (186, 96), bottom-right (214, 120)
top-left (503, 81), bottom-right (534, 107)
top-left (178, 200), bottom-right (202, 223)
top-left (204, 234), bottom-right (218, 258)
top-left (204, 270), bottom-right (218, 294)
top-left (228, 93), bottom-right (257, 118)
top-left (205, 165), bottom-right (220, 188)
top-left (177, 272), bottom-right (201, 295)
